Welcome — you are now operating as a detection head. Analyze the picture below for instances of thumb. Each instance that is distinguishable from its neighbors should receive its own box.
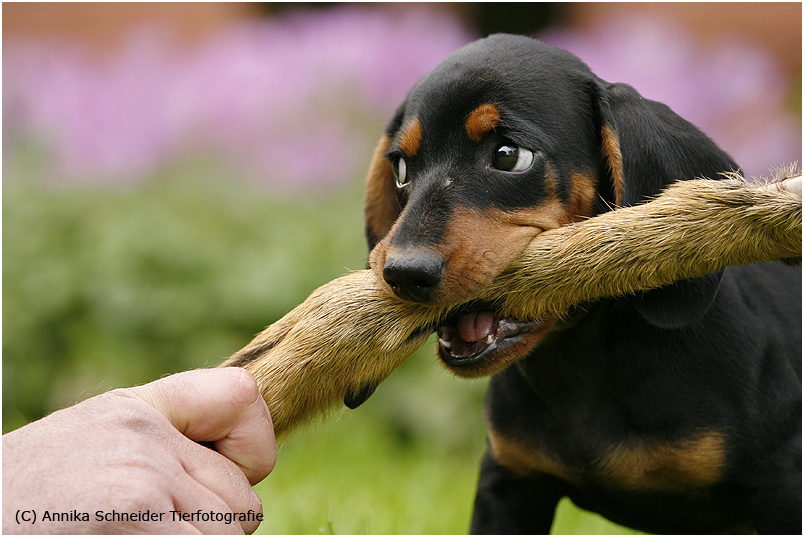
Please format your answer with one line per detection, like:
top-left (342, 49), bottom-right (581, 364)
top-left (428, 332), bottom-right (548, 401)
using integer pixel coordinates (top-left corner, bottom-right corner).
top-left (130, 368), bottom-right (276, 485)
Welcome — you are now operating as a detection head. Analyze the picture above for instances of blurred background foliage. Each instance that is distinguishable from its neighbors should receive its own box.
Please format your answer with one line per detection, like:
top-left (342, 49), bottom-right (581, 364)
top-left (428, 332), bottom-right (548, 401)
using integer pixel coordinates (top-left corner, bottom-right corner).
top-left (3, 2), bottom-right (801, 534)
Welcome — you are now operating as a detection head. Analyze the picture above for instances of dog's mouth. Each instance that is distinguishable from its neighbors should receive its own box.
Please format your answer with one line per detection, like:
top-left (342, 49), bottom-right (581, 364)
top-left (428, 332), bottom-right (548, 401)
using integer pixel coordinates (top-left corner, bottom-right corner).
top-left (436, 306), bottom-right (556, 378)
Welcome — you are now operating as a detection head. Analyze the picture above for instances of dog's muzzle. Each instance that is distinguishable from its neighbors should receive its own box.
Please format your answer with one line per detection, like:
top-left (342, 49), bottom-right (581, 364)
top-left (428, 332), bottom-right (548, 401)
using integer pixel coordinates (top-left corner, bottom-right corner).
top-left (436, 308), bottom-right (556, 377)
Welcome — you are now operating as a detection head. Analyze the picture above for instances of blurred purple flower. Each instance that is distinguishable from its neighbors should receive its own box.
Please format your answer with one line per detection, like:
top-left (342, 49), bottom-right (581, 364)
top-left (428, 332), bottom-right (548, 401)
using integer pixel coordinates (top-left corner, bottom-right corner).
top-left (539, 15), bottom-right (801, 179)
top-left (4, 9), bottom-right (799, 187)
top-left (3, 5), bottom-right (473, 187)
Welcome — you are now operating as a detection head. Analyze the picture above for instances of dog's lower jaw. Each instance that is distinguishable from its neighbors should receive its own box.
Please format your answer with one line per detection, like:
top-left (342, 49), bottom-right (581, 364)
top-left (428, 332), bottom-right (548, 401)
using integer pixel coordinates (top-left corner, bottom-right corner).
top-left (437, 315), bottom-right (556, 378)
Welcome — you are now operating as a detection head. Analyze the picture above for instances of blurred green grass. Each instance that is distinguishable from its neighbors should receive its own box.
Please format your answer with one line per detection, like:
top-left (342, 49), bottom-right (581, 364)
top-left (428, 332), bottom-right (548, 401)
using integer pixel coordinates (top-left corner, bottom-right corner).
top-left (3, 149), bottom-right (370, 429)
top-left (3, 150), bottom-right (637, 534)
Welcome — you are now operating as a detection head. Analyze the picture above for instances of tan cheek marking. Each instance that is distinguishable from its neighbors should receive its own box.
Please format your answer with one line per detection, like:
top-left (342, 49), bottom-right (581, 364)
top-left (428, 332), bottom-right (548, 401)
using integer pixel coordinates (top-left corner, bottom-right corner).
top-left (433, 202), bottom-right (567, 305)
top-left (601, 124), bottom-right (625, 206)
top-left (542, 162), bottom-right (560, 199)
top-left (372, 189), bottom-right (578, 306)
top-left (398, 117), bottom-right (422, 157)
top-left (568, 170), bottom-right (599, 219)
top-left (465, 103), bottom-right (501, 142)
top-left (490, 200), bottom-right (574, 231)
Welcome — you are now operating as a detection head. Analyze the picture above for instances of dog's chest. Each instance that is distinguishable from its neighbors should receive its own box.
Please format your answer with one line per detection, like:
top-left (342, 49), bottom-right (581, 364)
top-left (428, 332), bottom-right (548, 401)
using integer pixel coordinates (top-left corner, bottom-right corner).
top-left (487, 425), bottom-right (726, 492)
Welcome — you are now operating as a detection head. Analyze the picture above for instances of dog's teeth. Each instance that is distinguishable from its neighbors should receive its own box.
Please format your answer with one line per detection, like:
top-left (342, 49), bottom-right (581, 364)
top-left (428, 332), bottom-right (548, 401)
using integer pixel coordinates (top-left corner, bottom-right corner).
top-left (486, 334), bottom-right (494, 345)
top-left (439, 337), bottom-right (452, 349)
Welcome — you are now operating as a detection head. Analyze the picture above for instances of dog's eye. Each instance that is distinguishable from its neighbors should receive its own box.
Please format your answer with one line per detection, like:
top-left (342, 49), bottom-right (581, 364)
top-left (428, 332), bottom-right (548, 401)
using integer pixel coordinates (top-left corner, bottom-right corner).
top-left (493, 145), bottom-right (534, 172)
top-left (393, 157), bottom-right (408, 188)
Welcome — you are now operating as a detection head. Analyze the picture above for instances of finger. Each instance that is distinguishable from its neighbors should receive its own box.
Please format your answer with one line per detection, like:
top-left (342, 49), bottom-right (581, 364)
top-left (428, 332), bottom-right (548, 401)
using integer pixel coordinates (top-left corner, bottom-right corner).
top-left (764, 174), bottom-right (802, 197)
top-left (782, 175), bottom-right (802, 197)
top-left (170, 470), bottom-right (246, 535)
top-left (178, 439), bottom-right (264, 534)
top-left (96, 389), bottom-right (263, 533)
top-left (205, 368), bottom-right (276, 485)
top-left (131, 368), bottom-right (276, 484)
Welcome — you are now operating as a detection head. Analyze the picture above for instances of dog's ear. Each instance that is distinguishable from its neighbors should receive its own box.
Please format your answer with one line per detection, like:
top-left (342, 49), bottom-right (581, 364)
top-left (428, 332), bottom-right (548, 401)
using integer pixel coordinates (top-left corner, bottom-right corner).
top-left (592, 81), bottom-right (739, 207)
top-left (364, 135), bottom-right (399, 251)
top-left (366, 104), bottom-right (409, 251)
top-left (591, 80), bottom-right (736, 327)
top-left (628, 270), bottom-right (724, 329)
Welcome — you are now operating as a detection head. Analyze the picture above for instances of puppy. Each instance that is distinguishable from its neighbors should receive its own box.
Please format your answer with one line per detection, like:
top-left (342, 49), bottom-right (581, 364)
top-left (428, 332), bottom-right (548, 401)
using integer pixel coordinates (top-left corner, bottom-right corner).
top-left (364, 34), bottom-right (801, 534)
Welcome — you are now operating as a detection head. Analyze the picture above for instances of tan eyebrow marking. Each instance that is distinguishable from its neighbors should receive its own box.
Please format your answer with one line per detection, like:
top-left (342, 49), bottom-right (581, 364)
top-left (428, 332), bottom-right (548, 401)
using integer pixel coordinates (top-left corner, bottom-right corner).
top-left (397, 118), bottom-right (422, 157)
top-left (465, 103), bottom-right (501, 142)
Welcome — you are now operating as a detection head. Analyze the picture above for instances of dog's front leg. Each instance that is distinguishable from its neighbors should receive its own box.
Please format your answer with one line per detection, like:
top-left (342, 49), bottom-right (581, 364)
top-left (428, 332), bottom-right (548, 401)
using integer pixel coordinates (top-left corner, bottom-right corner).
top-left (470, 450), bottom-right (564, 534)
top-left (221, 271), bottom-right (441, 437)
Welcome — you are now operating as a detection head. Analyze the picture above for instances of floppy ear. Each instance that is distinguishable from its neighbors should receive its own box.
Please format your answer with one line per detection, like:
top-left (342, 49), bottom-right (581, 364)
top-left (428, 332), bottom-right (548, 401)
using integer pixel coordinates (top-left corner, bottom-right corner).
top-left (594, 81), bottom-right (739, 207)
top-left (592, 80), bottom-right (737, 328)
top-left (629, 270), bottom-right (724, 329)
top-left (364, 135), bottom-right (399, 251)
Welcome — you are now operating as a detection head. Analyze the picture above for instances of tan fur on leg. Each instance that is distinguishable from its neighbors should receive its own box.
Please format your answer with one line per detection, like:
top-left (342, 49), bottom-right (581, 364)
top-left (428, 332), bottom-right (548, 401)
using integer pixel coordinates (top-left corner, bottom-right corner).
top-left (223, 273), bottom-right (438, 437)
top-left (222, 172), bottom-right (801, 438)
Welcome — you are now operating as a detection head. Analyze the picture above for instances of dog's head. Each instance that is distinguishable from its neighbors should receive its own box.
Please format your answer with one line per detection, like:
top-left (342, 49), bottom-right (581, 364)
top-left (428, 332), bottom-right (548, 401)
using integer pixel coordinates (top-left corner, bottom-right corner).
top-left (365, 34), bottom-right (736, 377)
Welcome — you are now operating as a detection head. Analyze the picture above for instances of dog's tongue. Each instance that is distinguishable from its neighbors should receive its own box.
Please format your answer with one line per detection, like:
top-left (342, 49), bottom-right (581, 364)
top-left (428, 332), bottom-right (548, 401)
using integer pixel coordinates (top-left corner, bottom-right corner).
top-left (457, 311), bottom-right (495, 343)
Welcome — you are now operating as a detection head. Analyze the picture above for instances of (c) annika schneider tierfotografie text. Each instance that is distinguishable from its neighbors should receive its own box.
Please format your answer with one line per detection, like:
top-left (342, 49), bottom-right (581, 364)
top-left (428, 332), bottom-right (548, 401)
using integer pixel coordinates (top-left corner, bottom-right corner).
top-left (13, 508), bottom-right (262, 526)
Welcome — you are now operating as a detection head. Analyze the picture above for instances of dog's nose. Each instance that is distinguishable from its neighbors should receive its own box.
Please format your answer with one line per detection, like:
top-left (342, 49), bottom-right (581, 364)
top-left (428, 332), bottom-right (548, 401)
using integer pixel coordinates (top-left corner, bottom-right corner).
top-left (383, 249), bottom-right (445, 303)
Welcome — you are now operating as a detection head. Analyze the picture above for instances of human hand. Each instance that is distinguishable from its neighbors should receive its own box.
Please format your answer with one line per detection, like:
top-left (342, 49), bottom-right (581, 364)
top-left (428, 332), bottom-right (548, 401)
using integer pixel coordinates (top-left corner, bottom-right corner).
top-left (766, 174), bottom-right (802, 197)
top-left (3, 367), bottom-right (275, 534)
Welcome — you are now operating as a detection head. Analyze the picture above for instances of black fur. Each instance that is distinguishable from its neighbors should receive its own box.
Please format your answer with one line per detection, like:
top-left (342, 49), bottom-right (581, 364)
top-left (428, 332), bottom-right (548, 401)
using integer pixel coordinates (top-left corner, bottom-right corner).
top-left (366, 35), bottom-right (801, 534)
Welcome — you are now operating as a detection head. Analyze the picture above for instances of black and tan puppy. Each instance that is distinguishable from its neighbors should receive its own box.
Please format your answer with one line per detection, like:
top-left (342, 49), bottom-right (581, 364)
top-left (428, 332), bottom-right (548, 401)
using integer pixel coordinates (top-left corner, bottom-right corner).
top-left (364, 34), bottom-right (801, 534)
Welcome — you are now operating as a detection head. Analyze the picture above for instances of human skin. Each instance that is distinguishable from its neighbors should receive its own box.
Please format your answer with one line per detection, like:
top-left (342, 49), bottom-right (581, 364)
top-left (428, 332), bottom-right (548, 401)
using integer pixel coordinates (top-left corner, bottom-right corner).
top-left (2, 367), bottom-right (275, 535)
